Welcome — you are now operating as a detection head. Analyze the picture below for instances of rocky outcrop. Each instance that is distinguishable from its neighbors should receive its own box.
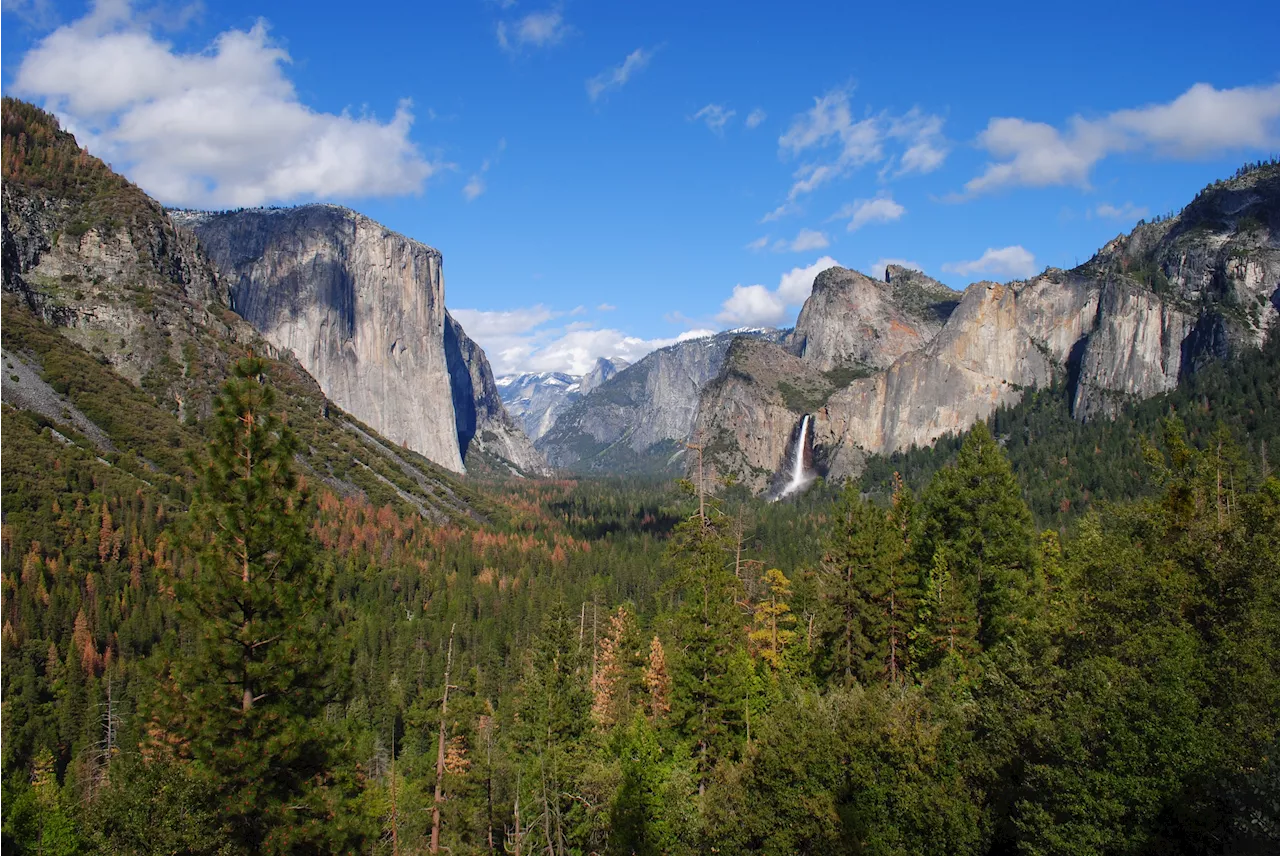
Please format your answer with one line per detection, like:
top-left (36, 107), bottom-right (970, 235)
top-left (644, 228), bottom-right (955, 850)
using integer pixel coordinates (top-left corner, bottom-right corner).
top-left (581, 356), bottom-right (628, 395)
top-left (445, 312), bottom-right (548, 475)
top-left (789, 265), bottom-right (960, 371)
top-left (2, 169), bottom-right (255, 427)
top-left (537, 330), bottom-right (784, 473)
top-left (694, 336), bottom-right (852, 494)
top-left (701, 164), bottom-right (1280, 492)
top-left (177, 205), bottom-right (466, 472)
top-left (811, 273), bottom-right (1123, 474)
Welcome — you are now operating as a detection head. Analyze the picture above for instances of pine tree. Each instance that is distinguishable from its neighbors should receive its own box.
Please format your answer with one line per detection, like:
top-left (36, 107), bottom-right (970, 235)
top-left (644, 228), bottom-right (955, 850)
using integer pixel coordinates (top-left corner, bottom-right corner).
top-left (156, 356), bottom-right (353, 853)
top-left (818, 484), bottom-right (917, 686)
top-left (920, 422), bottom-right (1037, 649)
top-left (668, 507), bottom-right (746, 787)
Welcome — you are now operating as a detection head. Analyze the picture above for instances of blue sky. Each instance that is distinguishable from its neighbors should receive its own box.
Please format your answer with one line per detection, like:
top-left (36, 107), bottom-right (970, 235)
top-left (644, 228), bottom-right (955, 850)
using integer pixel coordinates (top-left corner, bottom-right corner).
top-left (4, 0), bottom-right (1279, 374)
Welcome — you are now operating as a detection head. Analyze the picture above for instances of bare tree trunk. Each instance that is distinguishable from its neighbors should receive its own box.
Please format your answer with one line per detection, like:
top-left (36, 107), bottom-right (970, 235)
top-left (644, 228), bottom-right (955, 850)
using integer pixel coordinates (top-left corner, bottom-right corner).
top-left (431, 623), bottom-right (456, 854)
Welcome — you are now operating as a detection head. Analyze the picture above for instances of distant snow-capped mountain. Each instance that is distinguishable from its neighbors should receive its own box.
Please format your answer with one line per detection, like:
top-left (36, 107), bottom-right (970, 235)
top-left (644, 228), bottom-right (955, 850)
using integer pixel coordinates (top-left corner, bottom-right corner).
top-left (498, 357), bottom-right (629, 440)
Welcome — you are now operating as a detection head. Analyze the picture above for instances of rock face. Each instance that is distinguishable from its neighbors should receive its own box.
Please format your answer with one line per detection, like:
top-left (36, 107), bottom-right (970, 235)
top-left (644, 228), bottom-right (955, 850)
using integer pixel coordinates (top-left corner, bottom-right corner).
top-left (537, 330), bottom-right (784, 473)
top-left (700, 164), bottom-right (1280, 492)
top-left (498, 357), bottom-right (629, 441)
top-left (1, 136), bottom-right (255, 427)
top-left (695, 336), bottom-right (851, 494)
top-left (444, 312), bottom-right (548, 475)
top-left (790, 265), bottom-right (960, 371)
top-left (176, 205), bottom-right (466, 472)
top-left (177, 206), bottom-right (545, 476)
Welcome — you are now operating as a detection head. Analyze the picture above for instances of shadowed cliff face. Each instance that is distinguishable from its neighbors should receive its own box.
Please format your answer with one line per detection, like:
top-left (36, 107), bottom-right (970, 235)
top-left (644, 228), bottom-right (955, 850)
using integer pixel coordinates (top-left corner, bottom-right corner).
top-left (177, 205), bottom-right (466, 472)
top-left (444, 312), bottom-right (547, 476)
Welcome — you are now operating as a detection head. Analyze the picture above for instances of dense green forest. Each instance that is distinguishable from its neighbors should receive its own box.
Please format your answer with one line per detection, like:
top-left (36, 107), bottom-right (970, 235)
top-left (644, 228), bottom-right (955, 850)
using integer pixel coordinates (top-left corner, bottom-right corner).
top-left (4, 340), bottom-right (1278, 853)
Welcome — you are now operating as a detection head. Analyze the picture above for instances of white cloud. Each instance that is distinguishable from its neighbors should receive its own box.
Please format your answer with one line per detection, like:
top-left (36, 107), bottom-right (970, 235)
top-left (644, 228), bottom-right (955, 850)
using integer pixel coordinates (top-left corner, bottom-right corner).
top-left (692, 103), bottom-right (735, 135)
top-left (451, 303), bottom-right (712, 375)
top-left (888, 110), bottom-right (949, 176)
top-left (1094, 201), bottom-right (1149, 221)
top-left (745, 107), bottom-right (767, 129)
top-left (745, 235), bottom-right (770, 252)
top-left (869, 258), bottom-right (923, 279)
top-left (451, 305), bottom-right (559, 340)
top-left (497, 9), bottom-right (569, 52)
top-left (597, 303), bottom-right (617, 312)
top-left (717, 256), bottom-right (842, 326)
top-left (717, 284), bottom-right (788, 326)
top-left (942, 245), bottom-right (1038, 280)
top-left (832, 194), bottom-right (906, 231)
top-left (962, 82), bottom-right (1280, 197)
top-left (521, 328), bottom-right (714, 375)
top-left (775, 87), bottom-right (946, 201)
top-left (786, 228), bottom-right (830, 251)
top-left (463, 175), bottom-right (486, 201)
top-left (962, 117), bottom-right (1114, 197)
top-left (586, 47), bottom-right (655, 102)
top-left (13, 2), bottom-right (438, 208)
top-left (777, 256), bottom-right (841, 304)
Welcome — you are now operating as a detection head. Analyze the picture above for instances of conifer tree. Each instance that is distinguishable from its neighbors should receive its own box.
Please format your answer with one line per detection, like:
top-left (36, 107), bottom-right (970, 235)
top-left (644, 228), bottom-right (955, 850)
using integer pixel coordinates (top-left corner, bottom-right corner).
top-left (818, 484), bottom-right (917, 685)
top-left (920, 422), bottom-right (1037, 649)
top-left (668, 505), bottom-right (745, 787)
top-left (157, 356), bottom-right (352, 853)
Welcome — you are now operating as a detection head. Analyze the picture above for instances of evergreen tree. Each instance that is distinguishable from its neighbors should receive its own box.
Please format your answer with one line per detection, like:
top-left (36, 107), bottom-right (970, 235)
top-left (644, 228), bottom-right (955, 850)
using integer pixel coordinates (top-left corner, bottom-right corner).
top-left (155, 357), bottom-right (355, 854)
top-left (818, 484), bottom-right (917, 686)
top-left (920, 423), bottom-right (1037, 649)
top-left (668, 508), bottom-right (746, 788)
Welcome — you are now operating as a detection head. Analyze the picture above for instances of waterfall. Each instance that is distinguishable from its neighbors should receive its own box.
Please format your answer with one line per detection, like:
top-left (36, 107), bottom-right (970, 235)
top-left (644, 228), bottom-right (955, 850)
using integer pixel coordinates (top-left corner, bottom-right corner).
top-left (775, 414), bottom-right (813, 500)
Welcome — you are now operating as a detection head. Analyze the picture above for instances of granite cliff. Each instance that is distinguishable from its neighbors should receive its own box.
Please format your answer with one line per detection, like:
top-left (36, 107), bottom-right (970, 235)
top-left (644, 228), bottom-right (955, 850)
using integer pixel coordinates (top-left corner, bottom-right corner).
top-left (175, 206), bottom-right (545, 476)
top-left (2, 98), bottom-right (498, 522)
top-left (698, 163), bottom-right (1280, 492)
top-left (790, 264), bottom-right (960, 371)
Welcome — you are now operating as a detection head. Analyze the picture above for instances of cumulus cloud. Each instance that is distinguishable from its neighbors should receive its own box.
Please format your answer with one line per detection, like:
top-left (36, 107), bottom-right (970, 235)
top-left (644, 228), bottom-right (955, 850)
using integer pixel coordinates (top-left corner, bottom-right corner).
top-left (961, 82), bottom-right (1280, 197)
top-left (451, 304), bottom-right (712, 375)
top-left (1094, 201), bottom-right (1149, 221)
top-left (942, 246), bottom-right (1038, 280)
top-left (745, 107), bottom-right (767, 129)
top-left (692, 103), bottom-right (735, 135)
top-left (12, 1), bottom-right (438, 208)
top-left (497, 9), bottom-right (570, 52)
top-left (586, 47), bottom-right (655, 102)
top-left (831, 194), bottom-right (906, 231)
top-left (716, 256), bottom-right (841, 326)
top-left (773, 87), bottom-right (947, 206)
top-left (869, 258), bottom-right (923, 279)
